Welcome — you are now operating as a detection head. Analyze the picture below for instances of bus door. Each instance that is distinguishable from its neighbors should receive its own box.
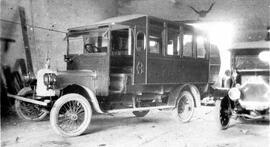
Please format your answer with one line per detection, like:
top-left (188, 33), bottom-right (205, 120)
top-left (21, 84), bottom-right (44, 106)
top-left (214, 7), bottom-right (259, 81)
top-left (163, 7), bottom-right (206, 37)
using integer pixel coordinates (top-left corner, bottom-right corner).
top-left (133, 26), bottom-right (147, 84)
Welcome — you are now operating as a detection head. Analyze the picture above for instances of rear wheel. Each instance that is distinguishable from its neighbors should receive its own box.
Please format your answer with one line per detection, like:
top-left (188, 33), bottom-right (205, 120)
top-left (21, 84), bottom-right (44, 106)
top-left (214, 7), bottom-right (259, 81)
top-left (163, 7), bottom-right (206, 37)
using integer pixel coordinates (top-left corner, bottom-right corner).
top-left (132, 110), bottom-right (149, 117)
top-left (15, 88), bottom-right (48, 121)
top-left (174, 91), bottom-right (195, 122)
top-left (50, 94), bottom-right (92, 137)
top-left (219, 96), bottom-right (231, 129)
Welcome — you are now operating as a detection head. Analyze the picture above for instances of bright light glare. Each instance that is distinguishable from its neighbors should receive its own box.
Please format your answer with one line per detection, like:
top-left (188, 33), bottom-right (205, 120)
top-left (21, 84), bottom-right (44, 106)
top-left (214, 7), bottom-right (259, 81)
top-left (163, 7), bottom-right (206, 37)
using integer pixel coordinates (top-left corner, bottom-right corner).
top-left (150, 41), bottom-right (157, 46)
top-left (191, 22), bottom-right (234, 83)
top-left (191, 22), bottom-right (234, 49)
top-left (259, 51), bottom-right (270, 63)
top-left (196, 36), bottom-right (205, 45)
top-left (183, 35), bottom-right (192, 45)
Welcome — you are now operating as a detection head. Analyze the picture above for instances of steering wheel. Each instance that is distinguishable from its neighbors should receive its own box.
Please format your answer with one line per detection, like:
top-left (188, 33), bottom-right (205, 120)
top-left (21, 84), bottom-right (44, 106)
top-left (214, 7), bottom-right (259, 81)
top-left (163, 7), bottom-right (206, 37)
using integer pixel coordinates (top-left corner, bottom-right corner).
top-left (84, 44), bottom-right (99, 53)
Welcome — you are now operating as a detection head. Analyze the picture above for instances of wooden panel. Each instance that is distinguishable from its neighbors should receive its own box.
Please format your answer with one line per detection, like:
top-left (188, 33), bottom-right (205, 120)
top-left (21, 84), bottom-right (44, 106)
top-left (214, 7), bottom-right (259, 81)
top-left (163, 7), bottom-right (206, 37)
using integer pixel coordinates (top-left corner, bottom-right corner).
top-left (147, 56), bottom-right (209, 84)
top-left (181, 58), bottom-right (209, 83)
top-left (147, 56), bottom-right (182, 84)
top-left (19, 7), bottom-right (34, 74)
top-left (67, 53), bottom-right (109, 96)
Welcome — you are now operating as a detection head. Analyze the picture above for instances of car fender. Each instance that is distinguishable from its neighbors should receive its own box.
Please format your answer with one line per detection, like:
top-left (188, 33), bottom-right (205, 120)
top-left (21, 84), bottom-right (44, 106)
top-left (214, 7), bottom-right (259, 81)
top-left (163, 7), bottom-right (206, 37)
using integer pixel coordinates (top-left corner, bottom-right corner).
top-left (168, 84), bottom-right (201, 107)
top-left (61, 84), bottom-right (104, 113)
top-left (17, 87), bottom-right (32, 96)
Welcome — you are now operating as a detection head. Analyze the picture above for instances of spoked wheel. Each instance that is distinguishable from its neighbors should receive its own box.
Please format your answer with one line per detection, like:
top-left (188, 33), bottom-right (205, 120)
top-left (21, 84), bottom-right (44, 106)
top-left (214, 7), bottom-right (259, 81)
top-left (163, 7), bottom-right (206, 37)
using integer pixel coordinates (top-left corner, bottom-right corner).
top-left (132, 110), bottom-right (149, 117)
top-left (15, 88), bottom-right (48, 121)
top-left (50, 94), bottom-right (92, 137)
top-left (219, 96), bottom-right (232, 129)
top-left (174, 91), bottom-right (195, 123)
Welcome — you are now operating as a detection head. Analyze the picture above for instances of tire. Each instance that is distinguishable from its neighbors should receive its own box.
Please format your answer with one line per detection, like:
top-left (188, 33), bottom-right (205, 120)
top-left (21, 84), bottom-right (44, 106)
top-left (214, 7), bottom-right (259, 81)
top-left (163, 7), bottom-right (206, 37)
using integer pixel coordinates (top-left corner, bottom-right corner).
top-left (174, 91), bottom-right (195, 123)
top-left (15, 89), bottom-right (48, 121)
top-left (218, 96), bottom-right (231, 129)
top-left (50, 94), bottom-right (92, 137)
top-left (132, 110), bottom-right (149, 117)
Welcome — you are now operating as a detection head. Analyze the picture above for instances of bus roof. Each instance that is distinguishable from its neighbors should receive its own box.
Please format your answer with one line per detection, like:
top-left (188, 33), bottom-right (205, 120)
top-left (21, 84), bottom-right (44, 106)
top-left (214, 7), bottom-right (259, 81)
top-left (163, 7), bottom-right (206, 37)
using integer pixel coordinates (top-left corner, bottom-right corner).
top-left (68, 14), bottom-right (146, 32)
top-left (230, 40), bottom-right (270, 50)
top-left (67, 14), bottom-right (192, 32)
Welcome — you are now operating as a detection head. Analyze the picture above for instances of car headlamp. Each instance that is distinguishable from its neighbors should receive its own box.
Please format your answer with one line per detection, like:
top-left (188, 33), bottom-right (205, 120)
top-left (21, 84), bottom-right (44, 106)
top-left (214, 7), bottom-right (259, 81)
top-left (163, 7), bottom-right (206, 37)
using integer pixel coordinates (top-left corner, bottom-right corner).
top-left (43, 73), bottom-right (57, 89)
top-left (228, 87), bottom-right (241, 101)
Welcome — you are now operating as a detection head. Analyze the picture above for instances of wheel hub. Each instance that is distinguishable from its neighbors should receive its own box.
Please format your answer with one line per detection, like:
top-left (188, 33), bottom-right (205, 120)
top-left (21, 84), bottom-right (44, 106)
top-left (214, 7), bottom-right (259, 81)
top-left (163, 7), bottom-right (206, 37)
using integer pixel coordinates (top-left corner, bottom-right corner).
top-left (66, 112), bottom-right (78, 121)
top-left (70, 113), bottom-right (78, 121)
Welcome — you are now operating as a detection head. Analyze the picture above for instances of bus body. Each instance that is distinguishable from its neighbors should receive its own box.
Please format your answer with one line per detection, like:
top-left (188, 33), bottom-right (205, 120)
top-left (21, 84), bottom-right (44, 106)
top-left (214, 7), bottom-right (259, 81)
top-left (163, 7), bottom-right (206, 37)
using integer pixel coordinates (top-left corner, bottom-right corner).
top-left (11, 14), bottom-right (211, 136)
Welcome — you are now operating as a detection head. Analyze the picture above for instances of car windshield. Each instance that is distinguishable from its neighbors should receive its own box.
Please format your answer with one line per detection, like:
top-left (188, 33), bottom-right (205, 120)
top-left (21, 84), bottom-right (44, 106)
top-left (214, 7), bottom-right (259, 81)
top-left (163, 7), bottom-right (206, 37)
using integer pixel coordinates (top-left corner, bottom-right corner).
top-left (233, 49), bottom-right (270, 70)
top-left (68, 28), bottom-right (109, 54)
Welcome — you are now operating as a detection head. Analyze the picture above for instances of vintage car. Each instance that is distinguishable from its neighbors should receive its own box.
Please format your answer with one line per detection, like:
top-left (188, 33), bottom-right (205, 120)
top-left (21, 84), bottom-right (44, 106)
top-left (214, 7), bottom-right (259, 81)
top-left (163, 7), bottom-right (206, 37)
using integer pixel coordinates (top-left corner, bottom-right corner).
top-left (9, 14), bottom-right (212, 136)
top-left (219, 40), bottom-right (270, 129)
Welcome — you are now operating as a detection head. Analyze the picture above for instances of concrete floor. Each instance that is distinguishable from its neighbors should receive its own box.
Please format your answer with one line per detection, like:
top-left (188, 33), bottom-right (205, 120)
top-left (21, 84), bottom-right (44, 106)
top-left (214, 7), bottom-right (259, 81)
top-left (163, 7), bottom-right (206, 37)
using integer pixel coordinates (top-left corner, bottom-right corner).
top-left (1, 105), bottom-right (270, 147)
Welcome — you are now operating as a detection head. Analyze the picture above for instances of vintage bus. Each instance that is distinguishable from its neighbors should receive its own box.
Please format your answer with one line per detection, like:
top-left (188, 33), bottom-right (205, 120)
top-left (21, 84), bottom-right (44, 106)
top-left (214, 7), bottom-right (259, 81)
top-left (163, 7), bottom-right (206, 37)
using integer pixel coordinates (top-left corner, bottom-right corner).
top-left (10, 14), bottom-right (211, 136)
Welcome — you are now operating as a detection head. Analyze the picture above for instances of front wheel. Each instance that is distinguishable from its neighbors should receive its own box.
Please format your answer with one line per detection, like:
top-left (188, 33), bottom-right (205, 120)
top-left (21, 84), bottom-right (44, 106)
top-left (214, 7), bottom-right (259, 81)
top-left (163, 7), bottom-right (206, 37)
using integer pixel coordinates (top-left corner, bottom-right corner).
top-left (50, 94), bottom-right (92, 137)
top-left (219, 96), bottom-right (232, 129)
top-left (15, 88), bottom-right (48, 121)
top-left (174, 91), bottom-right (195, 123)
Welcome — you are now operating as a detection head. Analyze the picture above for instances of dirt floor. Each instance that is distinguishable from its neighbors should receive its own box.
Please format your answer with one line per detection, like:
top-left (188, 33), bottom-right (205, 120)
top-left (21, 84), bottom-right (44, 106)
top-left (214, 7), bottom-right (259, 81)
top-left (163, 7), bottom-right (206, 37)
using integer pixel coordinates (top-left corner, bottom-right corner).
top-left (1, 104), bottom-right (270, 147)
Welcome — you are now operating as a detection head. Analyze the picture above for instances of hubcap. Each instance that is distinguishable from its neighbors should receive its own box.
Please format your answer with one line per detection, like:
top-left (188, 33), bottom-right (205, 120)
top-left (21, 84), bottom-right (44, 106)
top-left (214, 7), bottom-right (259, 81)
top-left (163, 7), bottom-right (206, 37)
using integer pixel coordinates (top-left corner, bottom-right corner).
top-left (178, 95), bottom-right (193, 120)
top-left (69, 113), bottom-right (78, 121)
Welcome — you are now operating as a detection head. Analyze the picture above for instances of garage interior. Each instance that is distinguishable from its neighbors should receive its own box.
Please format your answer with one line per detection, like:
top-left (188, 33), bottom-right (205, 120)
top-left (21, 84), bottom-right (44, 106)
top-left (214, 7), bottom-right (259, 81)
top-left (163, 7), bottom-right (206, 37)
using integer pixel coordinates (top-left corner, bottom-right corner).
top-left (1, 0), bottom-right (269, 147)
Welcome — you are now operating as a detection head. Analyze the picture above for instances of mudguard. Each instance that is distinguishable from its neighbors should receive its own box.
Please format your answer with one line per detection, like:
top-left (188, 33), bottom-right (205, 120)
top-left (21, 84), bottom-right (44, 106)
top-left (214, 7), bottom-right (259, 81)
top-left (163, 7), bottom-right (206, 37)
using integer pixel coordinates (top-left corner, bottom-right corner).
top-left (168, 84), bottom-right (201, 107)
top-left (61, 84), bottom-right (104, 113)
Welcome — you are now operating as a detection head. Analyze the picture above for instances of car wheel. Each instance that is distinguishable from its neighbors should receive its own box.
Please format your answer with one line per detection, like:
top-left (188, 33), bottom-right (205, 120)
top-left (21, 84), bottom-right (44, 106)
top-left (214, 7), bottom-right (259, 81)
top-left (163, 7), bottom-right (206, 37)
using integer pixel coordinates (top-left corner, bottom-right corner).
top-left (50, 94), bottom-right (92, 137)
top-left (174, 91), bottom-right (195, 123)
top-left (15, 89), bottom-right (48, 121)
top-left (219, 96), bottom-right (231, 129)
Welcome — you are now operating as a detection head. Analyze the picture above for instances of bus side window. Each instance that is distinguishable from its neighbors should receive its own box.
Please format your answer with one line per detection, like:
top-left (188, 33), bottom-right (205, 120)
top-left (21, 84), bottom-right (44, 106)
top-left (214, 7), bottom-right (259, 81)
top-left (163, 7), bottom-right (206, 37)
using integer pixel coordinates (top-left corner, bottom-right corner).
top-left (166, 23), bottom-right (178, 56)
top-left (183, 34), bottom-right (193, 57)
top-left (196, 36), bottom-right (206, 59)
top-left (149, 19), bottom-right (163, 55)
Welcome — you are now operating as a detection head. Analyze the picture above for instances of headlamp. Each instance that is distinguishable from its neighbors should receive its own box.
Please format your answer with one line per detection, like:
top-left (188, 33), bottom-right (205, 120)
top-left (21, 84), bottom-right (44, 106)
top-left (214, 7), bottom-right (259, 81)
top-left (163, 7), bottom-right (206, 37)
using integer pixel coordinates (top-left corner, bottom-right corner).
top-left (228, 87), bottom-right (241, 101)
top-left (43, 73), bottom-right (57, 89)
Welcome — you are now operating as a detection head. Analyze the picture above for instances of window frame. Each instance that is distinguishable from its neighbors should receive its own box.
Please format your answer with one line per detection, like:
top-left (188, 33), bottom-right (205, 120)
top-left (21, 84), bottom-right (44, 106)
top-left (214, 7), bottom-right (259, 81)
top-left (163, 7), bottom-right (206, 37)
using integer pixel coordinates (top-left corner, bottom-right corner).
top-left (182, 33), bottom-right (194, 58)
top-left (166, 22), bottom-right (179, 56)
top-left (148, 19), bottom-right (165, 56)
top-left (136, 31), bottom-right (146, 51)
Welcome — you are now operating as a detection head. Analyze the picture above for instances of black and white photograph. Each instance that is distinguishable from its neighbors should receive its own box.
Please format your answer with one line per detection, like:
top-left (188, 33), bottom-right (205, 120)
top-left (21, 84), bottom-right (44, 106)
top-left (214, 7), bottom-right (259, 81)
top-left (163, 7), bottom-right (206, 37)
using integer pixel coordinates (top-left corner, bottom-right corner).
top-left (1, 0), bottom-right (269, 146)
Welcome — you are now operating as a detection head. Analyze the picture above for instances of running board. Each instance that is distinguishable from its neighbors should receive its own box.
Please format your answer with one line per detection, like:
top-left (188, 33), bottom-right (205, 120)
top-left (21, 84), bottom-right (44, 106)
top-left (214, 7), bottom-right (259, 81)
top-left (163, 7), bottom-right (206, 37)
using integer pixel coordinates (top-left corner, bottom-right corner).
top-left (106, 106), bottom-right (174, 114)
top-left (7, 93), bottom-right (49, 106)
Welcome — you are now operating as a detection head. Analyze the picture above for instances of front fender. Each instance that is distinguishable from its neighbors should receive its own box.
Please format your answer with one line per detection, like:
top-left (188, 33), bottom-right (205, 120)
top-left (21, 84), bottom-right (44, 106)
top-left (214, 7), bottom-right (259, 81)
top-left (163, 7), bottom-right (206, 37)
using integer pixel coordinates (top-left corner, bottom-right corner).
top-left (61, 84), bottom-right (104, 113)
top-left (81, 85), bottom-right (104, 113)
top-left (17, 87), bottom-right (32, 96)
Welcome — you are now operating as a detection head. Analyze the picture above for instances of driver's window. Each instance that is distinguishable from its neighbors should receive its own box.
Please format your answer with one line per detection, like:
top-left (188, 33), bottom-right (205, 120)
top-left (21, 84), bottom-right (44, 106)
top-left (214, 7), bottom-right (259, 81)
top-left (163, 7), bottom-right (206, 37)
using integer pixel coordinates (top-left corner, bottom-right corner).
top-left (83, 30), bottom-right (109, 53)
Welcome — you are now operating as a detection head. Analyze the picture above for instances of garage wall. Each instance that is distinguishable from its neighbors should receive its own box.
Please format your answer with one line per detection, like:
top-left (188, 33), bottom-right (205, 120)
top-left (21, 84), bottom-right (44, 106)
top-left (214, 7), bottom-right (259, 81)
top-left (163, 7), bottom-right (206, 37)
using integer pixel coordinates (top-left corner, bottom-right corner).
top-left (1, 0), bottom-right (269, 74)
top-left (117, 0), bottom-right (270, 41)
top-left (1, 0), bottom-right (118, 73)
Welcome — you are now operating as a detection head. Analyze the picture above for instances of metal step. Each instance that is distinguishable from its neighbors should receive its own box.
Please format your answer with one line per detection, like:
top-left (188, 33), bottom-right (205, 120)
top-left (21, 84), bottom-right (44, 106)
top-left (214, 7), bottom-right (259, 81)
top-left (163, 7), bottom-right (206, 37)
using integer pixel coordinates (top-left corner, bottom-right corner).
top-left (106, 106), bottom-right (174, 114)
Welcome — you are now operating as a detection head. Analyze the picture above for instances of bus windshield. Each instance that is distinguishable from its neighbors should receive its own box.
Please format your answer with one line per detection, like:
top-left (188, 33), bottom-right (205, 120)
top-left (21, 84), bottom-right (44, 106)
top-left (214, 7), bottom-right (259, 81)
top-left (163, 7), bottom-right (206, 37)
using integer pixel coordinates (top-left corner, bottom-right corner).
top-left (233, 49), bottom-right (269, 70)
top-left (68, 28), bottom-right (109, 54)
